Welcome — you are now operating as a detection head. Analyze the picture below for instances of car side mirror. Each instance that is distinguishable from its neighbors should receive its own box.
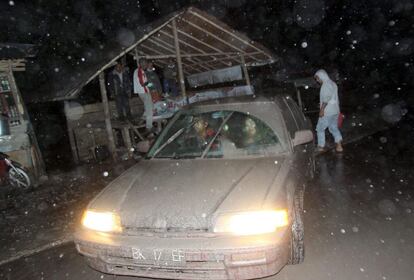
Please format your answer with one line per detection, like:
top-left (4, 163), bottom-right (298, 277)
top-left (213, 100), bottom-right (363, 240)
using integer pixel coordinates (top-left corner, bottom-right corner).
top-left (292, 130), bottom-right (313, 146)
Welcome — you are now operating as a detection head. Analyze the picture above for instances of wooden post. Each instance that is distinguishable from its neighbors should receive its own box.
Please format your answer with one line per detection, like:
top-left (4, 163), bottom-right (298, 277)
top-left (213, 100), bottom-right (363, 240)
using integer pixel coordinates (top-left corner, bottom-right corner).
top-left (172, 18), bottom-right (186, 98)
top-left (64, 101), bottom-right (80, 164)
top-left (134, 46), bottom-right (140, 68)
top-left (98, 72), bottom-right (117, 161)
top-left (240, 55), bottom-right (251, 86)
top-left (121, 126), bottom-right (133, 157)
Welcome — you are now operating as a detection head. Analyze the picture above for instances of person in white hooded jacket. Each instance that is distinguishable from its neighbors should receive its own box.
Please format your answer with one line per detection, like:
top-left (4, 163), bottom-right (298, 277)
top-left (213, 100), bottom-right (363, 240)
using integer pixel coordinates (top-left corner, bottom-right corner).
top-left (314, 69), bottom-right (343, 152)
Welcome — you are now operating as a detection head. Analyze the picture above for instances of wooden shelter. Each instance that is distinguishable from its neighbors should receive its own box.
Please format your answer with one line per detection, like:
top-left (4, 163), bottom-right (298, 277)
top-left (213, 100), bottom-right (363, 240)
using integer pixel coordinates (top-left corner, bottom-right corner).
top-left (62, 7), bottom-right (277, 163)
top-left (0, 43), bottom-right (45, 180)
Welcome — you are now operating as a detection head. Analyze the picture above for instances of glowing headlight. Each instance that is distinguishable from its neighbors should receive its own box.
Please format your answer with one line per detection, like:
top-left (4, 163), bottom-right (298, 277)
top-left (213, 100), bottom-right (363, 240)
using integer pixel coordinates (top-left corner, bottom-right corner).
top-left (213, 210), bottom-right (288, 235)
top-left (81, 210), bottom-right (122, 233)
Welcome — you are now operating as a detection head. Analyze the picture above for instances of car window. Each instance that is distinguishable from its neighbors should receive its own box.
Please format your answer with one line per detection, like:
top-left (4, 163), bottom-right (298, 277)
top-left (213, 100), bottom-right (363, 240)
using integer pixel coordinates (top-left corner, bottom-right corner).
top-left (147, 110), bottom-right (285, 159)
top-left (279, 96), bottom-right (298, 138)
top-left (286, 97), bottom-right (306, 129)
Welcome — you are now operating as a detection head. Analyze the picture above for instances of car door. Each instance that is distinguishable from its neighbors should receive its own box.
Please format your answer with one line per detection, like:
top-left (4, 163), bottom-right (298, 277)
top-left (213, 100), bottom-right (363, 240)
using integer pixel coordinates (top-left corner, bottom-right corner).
top-left (283, 96), bottom-right (314, 178)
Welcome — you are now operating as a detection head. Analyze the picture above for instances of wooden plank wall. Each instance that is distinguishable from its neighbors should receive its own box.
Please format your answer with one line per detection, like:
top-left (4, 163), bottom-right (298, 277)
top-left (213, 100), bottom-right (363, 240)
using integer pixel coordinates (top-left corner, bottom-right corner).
top-left (65, 97), bottom-right (144, 162)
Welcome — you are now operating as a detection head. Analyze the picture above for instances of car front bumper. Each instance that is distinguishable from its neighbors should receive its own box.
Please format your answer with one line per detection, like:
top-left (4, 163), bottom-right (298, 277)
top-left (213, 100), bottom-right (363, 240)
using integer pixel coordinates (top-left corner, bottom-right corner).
top-left (74, 228), bottom-right (291, 280)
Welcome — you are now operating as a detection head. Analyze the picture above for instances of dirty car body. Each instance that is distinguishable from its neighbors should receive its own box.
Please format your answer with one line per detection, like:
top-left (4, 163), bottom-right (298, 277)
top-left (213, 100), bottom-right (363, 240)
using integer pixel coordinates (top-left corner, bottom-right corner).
top-left (74, 95), bottom-right (315, 280)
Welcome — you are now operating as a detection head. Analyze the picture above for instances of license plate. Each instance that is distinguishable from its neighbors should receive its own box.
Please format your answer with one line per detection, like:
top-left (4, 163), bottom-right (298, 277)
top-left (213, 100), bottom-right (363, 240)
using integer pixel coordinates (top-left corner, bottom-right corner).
top-left (131, 248), bottom-right (186, 266)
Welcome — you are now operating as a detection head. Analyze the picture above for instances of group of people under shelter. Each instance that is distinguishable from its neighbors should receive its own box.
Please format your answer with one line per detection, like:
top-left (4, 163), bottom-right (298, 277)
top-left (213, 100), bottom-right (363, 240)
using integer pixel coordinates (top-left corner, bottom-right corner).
top-left (108, 59), bottom-right (344, 152)
top-left (107, 58), bottom-right (179, 132)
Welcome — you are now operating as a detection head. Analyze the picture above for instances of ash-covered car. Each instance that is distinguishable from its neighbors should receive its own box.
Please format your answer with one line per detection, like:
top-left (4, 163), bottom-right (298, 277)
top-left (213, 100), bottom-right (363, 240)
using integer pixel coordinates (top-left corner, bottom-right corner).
top-left (74, 95), bottom-right (315, 280)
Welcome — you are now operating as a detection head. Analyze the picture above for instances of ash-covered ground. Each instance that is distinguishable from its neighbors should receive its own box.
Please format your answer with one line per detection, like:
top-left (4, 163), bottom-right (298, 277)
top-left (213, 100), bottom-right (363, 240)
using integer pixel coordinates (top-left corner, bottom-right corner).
top-left (0, 159), bottom-right (136, 264)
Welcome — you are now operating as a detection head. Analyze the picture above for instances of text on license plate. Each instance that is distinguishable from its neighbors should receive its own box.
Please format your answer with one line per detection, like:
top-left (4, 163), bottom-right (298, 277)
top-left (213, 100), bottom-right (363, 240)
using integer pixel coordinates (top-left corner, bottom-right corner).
top-left (131, 248), bottom-right (186, 265)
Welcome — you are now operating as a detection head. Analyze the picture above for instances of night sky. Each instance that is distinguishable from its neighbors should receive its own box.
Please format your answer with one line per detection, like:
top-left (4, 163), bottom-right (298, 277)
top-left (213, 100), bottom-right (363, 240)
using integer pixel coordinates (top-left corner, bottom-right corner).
top-left (1, 0), bottom-right (413, 104)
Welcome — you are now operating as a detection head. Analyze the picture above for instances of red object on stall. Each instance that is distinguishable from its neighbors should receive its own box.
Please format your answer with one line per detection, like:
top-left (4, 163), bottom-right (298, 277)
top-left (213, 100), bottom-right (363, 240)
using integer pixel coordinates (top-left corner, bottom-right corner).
top-left (151, 91), bottom-right (162, 103)
top-left (338, 112), bottom-right (345, 128)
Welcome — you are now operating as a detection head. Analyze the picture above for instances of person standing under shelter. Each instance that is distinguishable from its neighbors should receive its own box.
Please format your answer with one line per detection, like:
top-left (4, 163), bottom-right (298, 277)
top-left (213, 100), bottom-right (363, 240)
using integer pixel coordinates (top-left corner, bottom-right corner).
top-left (145, 61), bottom-right (162, 103)
top-left (314, 69), bottom-right (343, 153)
top-left (107, 60), bottom-right (132, 121)
top-left (163, 59), bottom-right (178, 97)
top-left (133, 58), bottom-right (153, 130)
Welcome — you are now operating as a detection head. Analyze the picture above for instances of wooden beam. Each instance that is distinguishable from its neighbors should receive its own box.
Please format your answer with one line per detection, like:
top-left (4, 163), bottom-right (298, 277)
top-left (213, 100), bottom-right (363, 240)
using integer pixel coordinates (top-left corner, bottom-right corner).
top-left (150, 36), bottom-right (210, 72)
top-left (166, 25), bottom-right (241, 65)
top-left (172, 18), bottom-right (186, 98)
top-left (138, 52), bottom-right (253, 59)
top-left (136, 44), bottom-right (191, 76)
top-left (189, 10), bottom-right (274, 59)
top-left (146, 37), bottom-right (206, 73)
top-left (157, 30), bottom-right (222, 70)
top-left (240, 55), bottom-right (251, 86)
top-left (184, 53), bottom-right (262, 68)
top-left (98, 72), bottom-right (117, 161)
top-left (179, 18), bottom-right (261, 63)
top-left (0, 59), bottom-right (26, 72)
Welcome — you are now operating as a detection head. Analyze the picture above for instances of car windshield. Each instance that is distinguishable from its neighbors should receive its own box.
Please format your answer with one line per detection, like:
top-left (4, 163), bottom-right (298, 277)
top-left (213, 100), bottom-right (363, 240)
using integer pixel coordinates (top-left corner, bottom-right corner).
top-left (147, 110), bottom-right (285, 159)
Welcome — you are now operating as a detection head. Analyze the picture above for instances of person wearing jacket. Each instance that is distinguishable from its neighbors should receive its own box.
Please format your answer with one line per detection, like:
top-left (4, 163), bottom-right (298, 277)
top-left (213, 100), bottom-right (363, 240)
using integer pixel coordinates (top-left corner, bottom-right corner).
top-left (314, 69), bottom-right (343, 152)
top-left (133, 58), bottom-right (153, 130)
top-left (162, 59), bottom-right (178, 97)
top-left (107, 61), bottom-right (132, 121)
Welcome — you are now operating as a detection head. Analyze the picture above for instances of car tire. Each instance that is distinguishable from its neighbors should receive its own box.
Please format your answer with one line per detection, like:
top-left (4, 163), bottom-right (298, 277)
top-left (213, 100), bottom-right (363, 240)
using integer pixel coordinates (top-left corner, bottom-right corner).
top-left (288, 189), bottom-right (305, 265)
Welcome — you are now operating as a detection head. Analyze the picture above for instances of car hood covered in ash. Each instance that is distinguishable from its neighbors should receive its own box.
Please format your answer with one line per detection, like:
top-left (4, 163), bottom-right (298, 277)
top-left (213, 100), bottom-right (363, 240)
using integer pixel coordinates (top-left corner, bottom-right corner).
top-left (88, 157), bottom-right (289, 231)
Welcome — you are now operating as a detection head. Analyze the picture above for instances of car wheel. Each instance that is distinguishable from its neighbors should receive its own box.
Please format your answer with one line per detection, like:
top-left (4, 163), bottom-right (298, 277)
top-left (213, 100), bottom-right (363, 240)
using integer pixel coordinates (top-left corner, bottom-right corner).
top-left (288, 189), bottom-right (305, 264)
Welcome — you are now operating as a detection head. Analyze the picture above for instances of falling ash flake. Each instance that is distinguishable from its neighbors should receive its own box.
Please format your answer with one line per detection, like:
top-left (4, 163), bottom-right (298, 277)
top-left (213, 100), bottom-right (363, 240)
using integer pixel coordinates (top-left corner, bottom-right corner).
top-left (301, 42), bottom-right (308, 48)
top-left (103, 171), bottom-right (109, 177)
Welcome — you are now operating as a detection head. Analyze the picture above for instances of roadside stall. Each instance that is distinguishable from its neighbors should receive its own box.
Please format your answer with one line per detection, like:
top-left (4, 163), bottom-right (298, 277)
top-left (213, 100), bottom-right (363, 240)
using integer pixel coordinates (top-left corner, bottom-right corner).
top-left (56, 7), bottom-right (277, 163)
top-left (0, 43), bottom-right (46, 182)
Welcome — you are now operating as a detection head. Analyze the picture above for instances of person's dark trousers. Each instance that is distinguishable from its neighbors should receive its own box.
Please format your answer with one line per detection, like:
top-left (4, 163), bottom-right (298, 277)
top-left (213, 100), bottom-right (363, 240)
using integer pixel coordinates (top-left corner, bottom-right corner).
top-left (163, 79), bottom-right (178, 97)
top-left (115, 94), bottom-right (131, 120)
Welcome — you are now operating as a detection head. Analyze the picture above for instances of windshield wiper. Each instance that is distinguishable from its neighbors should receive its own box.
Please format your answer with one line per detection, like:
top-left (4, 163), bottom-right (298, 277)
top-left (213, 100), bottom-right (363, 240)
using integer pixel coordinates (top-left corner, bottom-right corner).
top-left (151, 128), bottom-right (185, 159)
top-left (201, 112), bottom-right (233, 158)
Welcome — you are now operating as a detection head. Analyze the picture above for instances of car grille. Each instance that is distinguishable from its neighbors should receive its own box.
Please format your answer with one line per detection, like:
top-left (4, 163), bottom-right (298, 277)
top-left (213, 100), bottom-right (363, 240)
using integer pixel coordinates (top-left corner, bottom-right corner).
top-left (122, 226), bottom-right (217, 238)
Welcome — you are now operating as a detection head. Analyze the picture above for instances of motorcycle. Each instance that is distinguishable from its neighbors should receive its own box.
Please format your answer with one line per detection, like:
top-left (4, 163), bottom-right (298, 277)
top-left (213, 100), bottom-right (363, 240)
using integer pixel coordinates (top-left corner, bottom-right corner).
top-left (0, 152), bottom-right (31, 189)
